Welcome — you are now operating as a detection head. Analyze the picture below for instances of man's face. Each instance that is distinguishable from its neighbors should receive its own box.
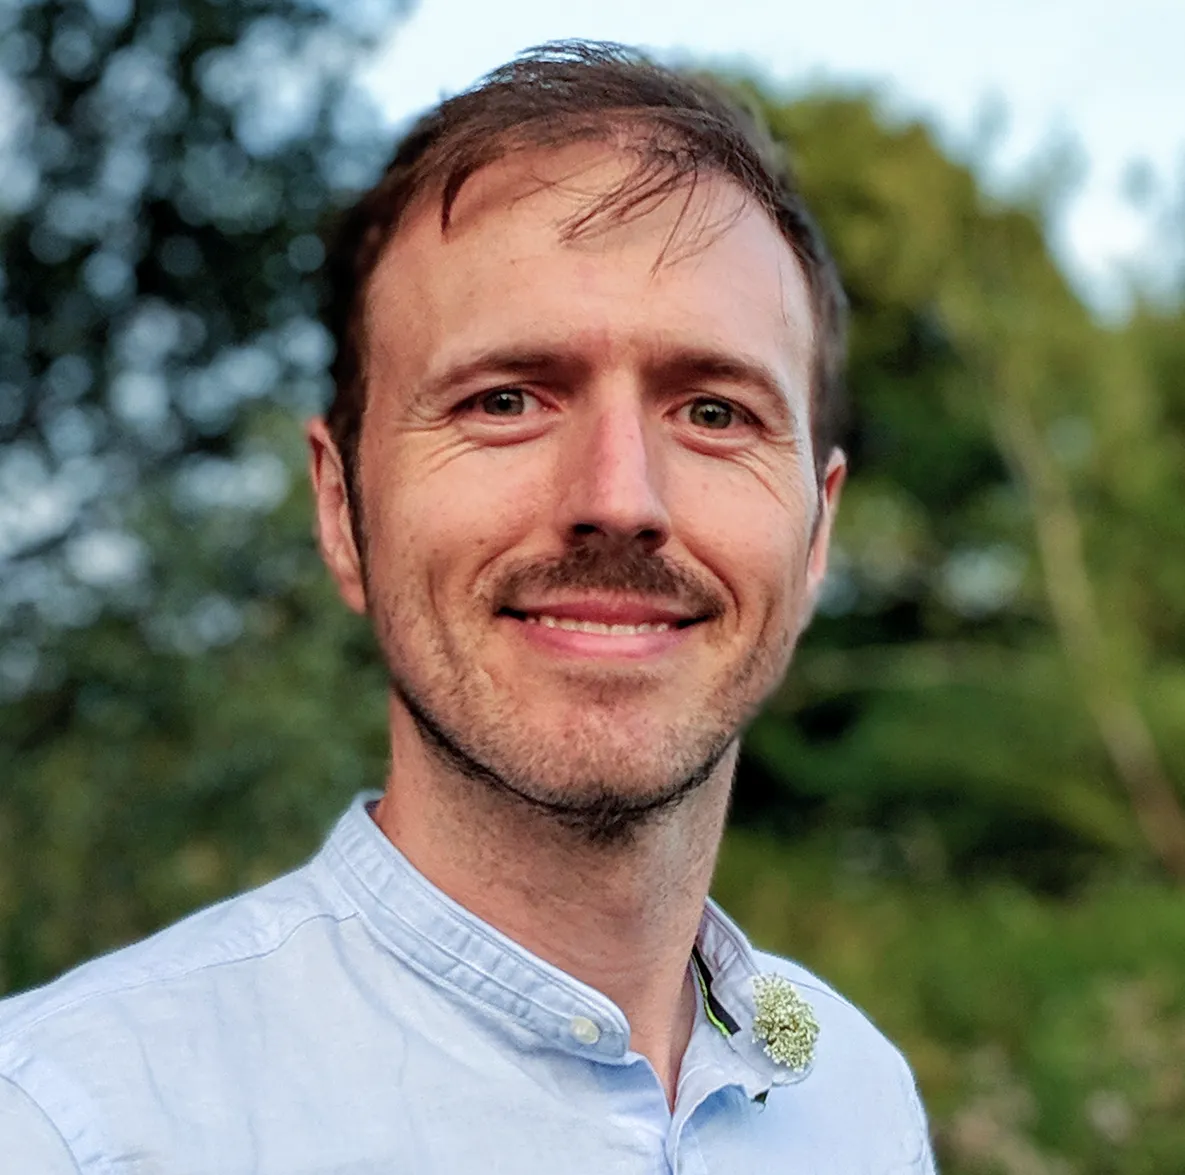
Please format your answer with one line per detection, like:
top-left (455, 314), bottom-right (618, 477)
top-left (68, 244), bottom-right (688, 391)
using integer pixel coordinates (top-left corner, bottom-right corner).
top-left (312, 144), bottom-right (843, 835)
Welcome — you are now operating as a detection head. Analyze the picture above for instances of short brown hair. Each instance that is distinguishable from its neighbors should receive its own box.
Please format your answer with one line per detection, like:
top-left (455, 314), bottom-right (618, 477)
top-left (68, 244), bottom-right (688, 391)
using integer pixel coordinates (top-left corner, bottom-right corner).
top-left (322, 40), bottom-right (846, 509)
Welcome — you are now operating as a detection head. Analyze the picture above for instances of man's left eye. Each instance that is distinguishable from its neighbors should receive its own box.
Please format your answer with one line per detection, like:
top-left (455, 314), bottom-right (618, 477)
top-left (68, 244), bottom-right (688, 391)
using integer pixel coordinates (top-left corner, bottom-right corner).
top-left (685, 398), bottom-right (740, 430)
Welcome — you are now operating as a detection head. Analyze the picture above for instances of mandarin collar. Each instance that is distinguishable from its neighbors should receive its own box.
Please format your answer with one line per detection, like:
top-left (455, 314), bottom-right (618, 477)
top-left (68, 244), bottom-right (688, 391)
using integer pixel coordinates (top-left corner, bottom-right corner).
top-left (321, 793), bottom-right (809, 1093)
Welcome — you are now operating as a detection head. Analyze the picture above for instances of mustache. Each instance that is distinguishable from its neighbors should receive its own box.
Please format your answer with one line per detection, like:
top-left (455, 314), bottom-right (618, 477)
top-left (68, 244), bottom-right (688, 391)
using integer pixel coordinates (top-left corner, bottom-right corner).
top-left (492, 543), bottom-right (727, 619)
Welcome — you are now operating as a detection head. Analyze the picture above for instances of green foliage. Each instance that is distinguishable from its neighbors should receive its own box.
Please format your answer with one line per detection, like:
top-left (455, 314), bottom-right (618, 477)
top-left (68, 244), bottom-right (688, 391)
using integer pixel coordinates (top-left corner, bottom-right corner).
top-left (0, 0), bottom-right (404, 988)
top-left (725, 83), bottom-right (1185, 887)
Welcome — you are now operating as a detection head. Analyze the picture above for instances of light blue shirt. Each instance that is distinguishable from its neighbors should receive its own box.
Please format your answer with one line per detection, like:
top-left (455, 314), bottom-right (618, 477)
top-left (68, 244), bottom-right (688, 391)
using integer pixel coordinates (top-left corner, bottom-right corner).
top-left (0, 795), bottom-right (936, 1173)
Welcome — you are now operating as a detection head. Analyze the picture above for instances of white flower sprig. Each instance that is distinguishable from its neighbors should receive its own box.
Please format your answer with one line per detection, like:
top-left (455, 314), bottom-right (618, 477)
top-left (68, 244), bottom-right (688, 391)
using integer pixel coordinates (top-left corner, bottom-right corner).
top-left (751, 974), bottom-right (819, 1072)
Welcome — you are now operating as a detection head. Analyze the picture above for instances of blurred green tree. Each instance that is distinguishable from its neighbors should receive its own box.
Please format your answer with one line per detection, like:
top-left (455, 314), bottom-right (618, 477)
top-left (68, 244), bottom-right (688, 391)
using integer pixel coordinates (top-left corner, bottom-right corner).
top-left (0, 0), bottom-right (406, 991)
top-left (731, 88), bottom-right (1185, 887)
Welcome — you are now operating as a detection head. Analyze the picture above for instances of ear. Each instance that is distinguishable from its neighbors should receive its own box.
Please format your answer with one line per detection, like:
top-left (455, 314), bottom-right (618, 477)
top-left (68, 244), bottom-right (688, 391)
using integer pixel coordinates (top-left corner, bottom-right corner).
top-left (307, 418), bottom-right (367, 615)
top-left (803, 447), bottom-right (847, 618)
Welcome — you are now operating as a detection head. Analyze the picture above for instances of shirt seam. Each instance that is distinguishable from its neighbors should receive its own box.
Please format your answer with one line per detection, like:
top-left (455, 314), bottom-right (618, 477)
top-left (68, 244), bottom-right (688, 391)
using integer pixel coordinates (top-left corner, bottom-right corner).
top-left (0, 905), bottom-right (355, 1047)
top-left (0, 1072), bottom-right (83, 1174)
top-left (896, 1046), bottom-right (932, 1169)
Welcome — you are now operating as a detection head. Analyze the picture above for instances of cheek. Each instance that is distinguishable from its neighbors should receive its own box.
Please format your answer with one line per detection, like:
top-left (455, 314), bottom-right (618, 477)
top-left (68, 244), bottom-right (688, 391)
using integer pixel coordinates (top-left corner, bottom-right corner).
top-left (672, 459), bottom-right (814, 611)
top-left (365, 441), bottom-right (552, 603)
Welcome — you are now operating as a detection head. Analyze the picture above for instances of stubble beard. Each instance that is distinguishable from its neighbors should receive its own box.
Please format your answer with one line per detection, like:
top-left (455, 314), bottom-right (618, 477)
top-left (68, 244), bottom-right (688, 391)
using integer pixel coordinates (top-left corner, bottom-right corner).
top-left (369, 543), bottom-right (795, 849)
top-left (394, 674), bottom-right (738, 848)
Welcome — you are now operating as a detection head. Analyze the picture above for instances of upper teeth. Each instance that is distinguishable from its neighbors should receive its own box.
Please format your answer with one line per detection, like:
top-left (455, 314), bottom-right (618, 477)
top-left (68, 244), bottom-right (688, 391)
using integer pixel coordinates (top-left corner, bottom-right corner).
top-left (525, 616), bottom-right (672, 635)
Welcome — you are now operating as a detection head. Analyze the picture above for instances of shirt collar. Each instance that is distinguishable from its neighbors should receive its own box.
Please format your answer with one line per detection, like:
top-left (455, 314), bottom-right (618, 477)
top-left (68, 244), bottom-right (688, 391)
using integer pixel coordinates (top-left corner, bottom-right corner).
top-left (320, 793), bottom-right (809, 1092)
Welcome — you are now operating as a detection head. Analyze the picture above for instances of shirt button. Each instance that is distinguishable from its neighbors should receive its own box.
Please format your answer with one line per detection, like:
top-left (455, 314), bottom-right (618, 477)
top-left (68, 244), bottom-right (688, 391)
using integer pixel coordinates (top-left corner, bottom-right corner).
top-left (569, 1016), bottom-right (602, 1045)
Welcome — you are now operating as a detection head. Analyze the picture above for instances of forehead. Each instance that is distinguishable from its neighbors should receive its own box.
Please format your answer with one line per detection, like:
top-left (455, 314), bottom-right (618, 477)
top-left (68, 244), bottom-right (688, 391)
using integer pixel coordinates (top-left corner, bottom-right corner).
top-left (364, 143), bottom-right (814, 385)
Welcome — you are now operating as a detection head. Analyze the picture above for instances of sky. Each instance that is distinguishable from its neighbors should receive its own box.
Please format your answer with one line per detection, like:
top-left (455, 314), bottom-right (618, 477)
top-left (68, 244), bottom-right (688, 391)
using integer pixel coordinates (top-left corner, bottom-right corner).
top-left (361, 0), bottom-right (1184, 318)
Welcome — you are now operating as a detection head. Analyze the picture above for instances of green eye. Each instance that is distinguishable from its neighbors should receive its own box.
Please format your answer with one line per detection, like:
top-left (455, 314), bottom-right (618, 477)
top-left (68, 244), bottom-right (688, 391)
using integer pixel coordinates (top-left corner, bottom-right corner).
top-left (480, 389), bottom-right (527, 416)
top-left (687, 399), bottom-right (735, 429)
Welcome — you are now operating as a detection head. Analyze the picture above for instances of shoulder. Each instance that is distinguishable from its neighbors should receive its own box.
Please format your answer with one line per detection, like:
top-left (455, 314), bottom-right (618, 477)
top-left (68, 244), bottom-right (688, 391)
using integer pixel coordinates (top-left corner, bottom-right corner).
top-left (0, 855), bottom-right (358, 1168)
top-left (0, 855), bottom-right (349, 1046)
top-left (750, 947), bottom-right (934, 1169)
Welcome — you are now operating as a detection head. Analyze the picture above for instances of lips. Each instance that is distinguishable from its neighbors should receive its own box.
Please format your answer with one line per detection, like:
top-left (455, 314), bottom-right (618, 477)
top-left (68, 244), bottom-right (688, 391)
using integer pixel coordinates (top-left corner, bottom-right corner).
top-left (497, 598), bottom-right (706, 661)
top-left (499, 598), bottom-right (707, 633)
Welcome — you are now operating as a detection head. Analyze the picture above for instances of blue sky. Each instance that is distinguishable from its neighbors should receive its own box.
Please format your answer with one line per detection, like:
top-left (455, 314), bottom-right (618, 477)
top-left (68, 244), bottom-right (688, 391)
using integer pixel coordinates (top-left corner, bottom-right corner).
top-left (361, 0), bottom-right (1184, 317)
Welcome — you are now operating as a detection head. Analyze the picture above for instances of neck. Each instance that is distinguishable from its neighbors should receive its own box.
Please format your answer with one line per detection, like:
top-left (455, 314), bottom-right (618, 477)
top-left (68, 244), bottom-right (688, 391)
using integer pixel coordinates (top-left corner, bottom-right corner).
top-left (373, 701), bottom-right (736, 1106)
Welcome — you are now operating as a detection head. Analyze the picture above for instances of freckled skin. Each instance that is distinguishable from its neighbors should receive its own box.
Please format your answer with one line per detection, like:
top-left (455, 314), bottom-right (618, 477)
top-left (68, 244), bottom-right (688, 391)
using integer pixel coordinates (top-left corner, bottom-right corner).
top-left (311, 142), bottom-right (845, 821)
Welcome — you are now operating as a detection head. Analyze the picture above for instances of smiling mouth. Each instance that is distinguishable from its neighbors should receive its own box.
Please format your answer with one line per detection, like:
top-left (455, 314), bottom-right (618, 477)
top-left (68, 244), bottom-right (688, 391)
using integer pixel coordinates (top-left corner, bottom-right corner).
top-left (499, 609), bottom-right (705, 636)
top-left (497, 611), bottom-right (701, 639)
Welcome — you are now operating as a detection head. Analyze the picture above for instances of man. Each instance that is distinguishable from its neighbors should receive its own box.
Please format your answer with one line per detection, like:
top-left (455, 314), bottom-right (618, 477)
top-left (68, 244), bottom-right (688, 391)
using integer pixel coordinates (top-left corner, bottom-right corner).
top-left (0, 42), bottom-right (936, 1173)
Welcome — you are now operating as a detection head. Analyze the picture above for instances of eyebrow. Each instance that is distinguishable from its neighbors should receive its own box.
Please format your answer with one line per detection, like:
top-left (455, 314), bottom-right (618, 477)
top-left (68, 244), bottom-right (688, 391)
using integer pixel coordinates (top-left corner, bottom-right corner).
top-left (653, 349), bottom-right (796, 421)
top-left (421, 349), bottom-right (585, 398)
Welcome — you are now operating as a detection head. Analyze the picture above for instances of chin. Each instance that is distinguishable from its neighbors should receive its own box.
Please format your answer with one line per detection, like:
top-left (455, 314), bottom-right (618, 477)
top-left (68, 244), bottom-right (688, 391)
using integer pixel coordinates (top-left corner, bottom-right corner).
top-left (516, 718), bottom-right (730, 792)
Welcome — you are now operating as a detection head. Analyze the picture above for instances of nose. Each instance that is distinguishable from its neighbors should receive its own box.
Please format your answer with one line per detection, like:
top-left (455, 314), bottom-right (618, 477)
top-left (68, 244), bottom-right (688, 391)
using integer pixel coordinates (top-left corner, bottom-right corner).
top-left (559, 387), bottom-right (671, 551)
